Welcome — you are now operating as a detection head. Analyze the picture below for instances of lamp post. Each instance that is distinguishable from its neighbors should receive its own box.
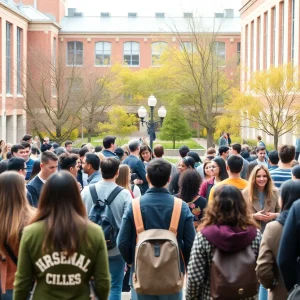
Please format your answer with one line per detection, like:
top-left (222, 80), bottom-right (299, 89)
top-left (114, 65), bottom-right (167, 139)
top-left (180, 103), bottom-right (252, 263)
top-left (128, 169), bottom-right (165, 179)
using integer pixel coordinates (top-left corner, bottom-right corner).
top-left (137, 95), bottom-right (167, 150)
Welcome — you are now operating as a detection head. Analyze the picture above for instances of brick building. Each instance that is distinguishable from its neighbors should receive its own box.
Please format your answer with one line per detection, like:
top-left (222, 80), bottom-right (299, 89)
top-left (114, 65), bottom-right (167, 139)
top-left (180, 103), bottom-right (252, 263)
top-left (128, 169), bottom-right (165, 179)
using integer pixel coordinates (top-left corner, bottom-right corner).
top-left (0, 0), bottom-right (241, 143)
top-left (240, 0), bottom-right (300, 145)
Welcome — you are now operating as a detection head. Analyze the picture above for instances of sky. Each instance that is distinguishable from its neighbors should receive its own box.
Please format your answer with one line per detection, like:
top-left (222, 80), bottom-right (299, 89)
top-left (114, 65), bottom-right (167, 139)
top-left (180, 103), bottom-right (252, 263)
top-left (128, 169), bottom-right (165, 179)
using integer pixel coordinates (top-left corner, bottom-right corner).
top-left (67, 0), bottom-right (242, 17)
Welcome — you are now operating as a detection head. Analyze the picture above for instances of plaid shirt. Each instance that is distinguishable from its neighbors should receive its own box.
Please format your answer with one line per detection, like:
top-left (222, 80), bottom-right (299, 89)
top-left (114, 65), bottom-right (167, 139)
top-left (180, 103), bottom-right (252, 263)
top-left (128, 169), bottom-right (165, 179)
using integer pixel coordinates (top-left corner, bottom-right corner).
top-left (186, 230), bottom-right (262, 300)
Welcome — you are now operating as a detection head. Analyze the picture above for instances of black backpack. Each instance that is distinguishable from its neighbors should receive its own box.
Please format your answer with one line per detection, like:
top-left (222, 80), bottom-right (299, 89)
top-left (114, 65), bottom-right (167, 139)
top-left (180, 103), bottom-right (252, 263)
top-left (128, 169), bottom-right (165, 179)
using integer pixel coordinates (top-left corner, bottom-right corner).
top-left (88, 185), bottom-right (123, 250)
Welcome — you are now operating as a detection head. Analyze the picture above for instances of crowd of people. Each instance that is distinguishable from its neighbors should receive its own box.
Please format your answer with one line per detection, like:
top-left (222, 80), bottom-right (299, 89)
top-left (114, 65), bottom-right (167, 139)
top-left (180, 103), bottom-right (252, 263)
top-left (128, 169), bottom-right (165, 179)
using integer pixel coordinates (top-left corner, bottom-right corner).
top-left (0, 133), bottom-right (300, 300)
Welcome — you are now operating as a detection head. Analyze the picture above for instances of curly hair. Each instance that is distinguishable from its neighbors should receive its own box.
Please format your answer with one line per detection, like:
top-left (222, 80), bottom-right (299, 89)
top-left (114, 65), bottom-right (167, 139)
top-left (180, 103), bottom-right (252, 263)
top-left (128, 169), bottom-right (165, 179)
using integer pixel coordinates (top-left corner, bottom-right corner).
top-left (200, 185), bottom-right (258, 230)
top-left (178, 169), bottom-right (202, 203)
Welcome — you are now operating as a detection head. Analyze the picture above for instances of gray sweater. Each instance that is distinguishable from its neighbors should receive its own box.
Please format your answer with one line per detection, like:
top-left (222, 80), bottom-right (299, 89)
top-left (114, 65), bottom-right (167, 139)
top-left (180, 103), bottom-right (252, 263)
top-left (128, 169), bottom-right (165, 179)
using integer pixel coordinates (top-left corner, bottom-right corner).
top-left (81, 180), bottom-right (132, 256)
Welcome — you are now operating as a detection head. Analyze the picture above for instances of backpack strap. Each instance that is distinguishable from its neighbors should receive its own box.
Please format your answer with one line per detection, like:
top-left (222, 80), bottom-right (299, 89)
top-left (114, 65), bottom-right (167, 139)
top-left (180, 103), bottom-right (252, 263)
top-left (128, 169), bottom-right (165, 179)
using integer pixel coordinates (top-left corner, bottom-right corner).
top-left (89, 184), bottom-right (98, 205)
top-left (132, 197), bottom-right (145, 234)
top-left (4, 243), bottom-right (18, 265)
top-left (106, 186), bottom-right (124, 205)
top-left (169, 197), bottom-right (182, 234)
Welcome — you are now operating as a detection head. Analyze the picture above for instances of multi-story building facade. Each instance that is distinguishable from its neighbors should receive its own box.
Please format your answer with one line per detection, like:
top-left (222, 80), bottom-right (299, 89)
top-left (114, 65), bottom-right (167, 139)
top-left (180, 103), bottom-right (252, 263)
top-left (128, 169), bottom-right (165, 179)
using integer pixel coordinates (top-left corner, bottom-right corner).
top-left (0, 0), bottom-right (241, 143)
top-left (240, 0), bottom-right (299, 145)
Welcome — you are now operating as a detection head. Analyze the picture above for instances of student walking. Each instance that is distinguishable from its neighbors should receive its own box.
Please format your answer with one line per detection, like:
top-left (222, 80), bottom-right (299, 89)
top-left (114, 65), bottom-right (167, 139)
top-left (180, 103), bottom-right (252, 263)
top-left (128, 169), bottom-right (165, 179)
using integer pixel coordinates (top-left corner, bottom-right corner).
top-left (186, 185), bottom-right (261, 300)
top-left (256, 180), bottom-right (300, 300)
top-left (117, 159), bottom-right (196, 300)
top-left (0, 172), bottom-right (35, 300)
top-left (13, 171), bottom-right (110, 300)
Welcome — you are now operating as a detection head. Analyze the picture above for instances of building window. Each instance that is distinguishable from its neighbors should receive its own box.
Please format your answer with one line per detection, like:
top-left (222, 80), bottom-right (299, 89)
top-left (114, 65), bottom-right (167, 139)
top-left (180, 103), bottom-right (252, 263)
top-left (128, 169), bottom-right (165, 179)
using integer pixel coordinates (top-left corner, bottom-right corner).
top-left (257, 17), bottom-right (261, 70)
top-left (67, 41), bottom-right (83, 66)
top-left (272, 7), bottom-right (276, 65)
top-left (151, 42), bottom-right (167, 65)
top-left (264, 12), bottom-right (268, 69)
top-left (291, 0), bottom-right (295, 64)
top-left (95, 42), bottom-right (111, 66)
top-left (6, 22), bottom-right (11, 94)
top-left (124, 42), bottom-right (140, 66)
top-left (214, 41), bottom-right (226, 60)
top-left (237, 42), bottom-right (241, 65)
top-left (281, 1), bottom-right (284, 64)
top-left (17, 27), bottom-right (22, 95)
top-left (181, 41), bottom-right (193, 53)
top-left (251, 21), bottom-right (254, 72)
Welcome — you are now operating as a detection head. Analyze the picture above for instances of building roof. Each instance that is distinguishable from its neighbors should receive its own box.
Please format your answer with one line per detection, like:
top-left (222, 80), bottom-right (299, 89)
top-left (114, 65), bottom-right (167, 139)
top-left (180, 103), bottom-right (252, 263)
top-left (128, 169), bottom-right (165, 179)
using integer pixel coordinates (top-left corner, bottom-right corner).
top-left (60, 16), bottom-right (241, 34)
top-left (17, 5), bottom-right (52, 21)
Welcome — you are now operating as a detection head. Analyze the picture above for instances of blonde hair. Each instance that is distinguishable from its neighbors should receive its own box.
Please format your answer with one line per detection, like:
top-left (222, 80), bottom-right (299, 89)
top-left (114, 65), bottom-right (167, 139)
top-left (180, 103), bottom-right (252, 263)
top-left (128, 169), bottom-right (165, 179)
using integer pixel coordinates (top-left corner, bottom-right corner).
top-left (116, 165), bottom-right (131, 191)
top-left (244, 165), bottom-right (276, 207)
top-left (0, 172), bottom-right (35, 254)
top-left (1, 143), bottom-right (12, 160)
top-left (96, 152), bottom-right (105, 162)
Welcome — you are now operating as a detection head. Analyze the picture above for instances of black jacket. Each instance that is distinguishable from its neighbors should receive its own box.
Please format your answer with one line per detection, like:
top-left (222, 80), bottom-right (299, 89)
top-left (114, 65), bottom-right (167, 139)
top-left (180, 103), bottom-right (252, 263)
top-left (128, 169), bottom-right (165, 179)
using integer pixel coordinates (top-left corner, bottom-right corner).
top-left (26, 176), bottom-right (44, 207)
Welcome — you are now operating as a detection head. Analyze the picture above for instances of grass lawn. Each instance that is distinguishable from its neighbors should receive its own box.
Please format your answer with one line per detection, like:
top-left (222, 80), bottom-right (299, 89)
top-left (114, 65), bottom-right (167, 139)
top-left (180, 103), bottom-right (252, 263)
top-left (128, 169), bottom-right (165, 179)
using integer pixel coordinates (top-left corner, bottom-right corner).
top-left (164, 157), bottom-right (179, 164)
top-left (74, 137), bottom-right (203, 149)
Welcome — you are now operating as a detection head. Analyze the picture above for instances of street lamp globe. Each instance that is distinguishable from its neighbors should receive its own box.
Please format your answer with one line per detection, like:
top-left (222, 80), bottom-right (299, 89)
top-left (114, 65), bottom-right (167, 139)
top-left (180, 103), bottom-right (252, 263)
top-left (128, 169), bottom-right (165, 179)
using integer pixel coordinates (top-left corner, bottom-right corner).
top-left (148, 95), bottom-right (157, 107)
top-left (158, 106), bottom-right (167, 118)
top-left (138, 106), bottom-right (147, 118)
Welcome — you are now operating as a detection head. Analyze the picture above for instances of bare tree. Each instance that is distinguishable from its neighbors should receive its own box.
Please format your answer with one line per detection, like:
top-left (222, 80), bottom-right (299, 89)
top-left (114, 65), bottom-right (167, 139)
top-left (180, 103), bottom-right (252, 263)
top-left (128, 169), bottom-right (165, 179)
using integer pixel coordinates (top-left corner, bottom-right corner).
top-left (160, 16), bottom-right (238, 147)
top-left (20, 47), bottom-right (85, 143)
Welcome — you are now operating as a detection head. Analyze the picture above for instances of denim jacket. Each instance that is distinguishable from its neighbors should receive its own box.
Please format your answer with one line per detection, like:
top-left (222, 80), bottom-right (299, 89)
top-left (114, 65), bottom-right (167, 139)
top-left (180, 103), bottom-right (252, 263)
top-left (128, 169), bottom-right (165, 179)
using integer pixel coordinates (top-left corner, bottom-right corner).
top-left (117, 187), bottom-right (196, 278)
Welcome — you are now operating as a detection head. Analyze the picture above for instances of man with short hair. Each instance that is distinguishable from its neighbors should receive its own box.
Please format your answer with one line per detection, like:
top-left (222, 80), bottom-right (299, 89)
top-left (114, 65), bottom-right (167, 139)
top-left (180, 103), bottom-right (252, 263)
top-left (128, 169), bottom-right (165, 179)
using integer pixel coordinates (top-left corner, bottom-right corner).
top-left (21, 141), bottom-right (35, 180)
top-left (218, 146), bottom-right (230, 161)
top-left (8, 157), bottom-right (34, 206)
top-left (11, 144), bottom-right (26, 159)
top-left (153, 144), bottom-right (178, 180)
top-left (21, 134), bottom-right (33, 144)
top-left (26, 151), bottom-right (58, 207)
top-left (78, 147), bottom-right (90, 187)
top-left (59, 153), bottom-right (80, 178)
top-left (179, 145), bottom-right (190, 158)
top-left (123, 140), bottom-right (148, 194)
top-left (292, 165), bottom-right (300, 180)
top-left (247, 146), bottom-right (268, 178)
top-left (64, 140), bottom-right (73, 153)
top-left (206, 147), bottom-right (217, 159)
top-left (270, 145), bottom-right (295, 188)
top-left (219, 133), bottom-right (228, 146)
top-left (117, 159), bottom-right (196, 299)
top-left (257, 135), bottom-right (266, 147)
top-left (81, 157), bottom-right (132, 300)
top-left (209, 155), bottom-right (248, 201)
top-left (82, 153), bottom-right (101, 185)
top-left (102, 136), bottom-right (118, 158)
top-left (230, 143), bottom-right (249, 180)
top-left (268, 150), bottom-right (279, 171)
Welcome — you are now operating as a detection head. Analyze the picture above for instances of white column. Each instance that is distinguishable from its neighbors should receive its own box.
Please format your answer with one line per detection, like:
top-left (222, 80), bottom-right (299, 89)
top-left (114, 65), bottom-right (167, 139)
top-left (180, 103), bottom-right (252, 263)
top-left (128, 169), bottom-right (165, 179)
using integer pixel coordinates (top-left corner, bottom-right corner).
top-left (12, 24), bottom-right (17, 97)
top-left (2, 18), bottom-right (6, 142)
top-left (275, 3), bottom-right (280, 67)
top-left (12, 110), bottom-right (17, 144)
top-left (294, 0), bottom-right (300, 66)
top-left (260, 13), bottom-right (265, 71)
top-left (267, 8), bottom-right (272, 69)
top-left (283, 0), bottom-right (289, 64)
top-left (253, 18), bottom-right (258, 72)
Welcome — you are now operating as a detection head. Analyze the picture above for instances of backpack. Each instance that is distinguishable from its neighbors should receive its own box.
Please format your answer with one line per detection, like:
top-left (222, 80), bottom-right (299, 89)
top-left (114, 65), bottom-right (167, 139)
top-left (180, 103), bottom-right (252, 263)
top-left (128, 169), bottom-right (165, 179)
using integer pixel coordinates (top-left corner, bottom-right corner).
top-left (210, 245), bottom-right (258, 300)
top-left (88, 185), bottom-right (123, 250)
top-left (132, 197), bottom-right (184, 295)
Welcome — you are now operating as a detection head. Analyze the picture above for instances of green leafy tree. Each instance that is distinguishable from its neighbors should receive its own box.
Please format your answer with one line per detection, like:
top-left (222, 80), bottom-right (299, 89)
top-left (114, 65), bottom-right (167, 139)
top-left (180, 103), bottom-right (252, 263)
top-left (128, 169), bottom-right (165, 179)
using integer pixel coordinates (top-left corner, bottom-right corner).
top-left (98, 106), bottom-right (138, 144)
top-left (159, 103), bottom-right (192, 149)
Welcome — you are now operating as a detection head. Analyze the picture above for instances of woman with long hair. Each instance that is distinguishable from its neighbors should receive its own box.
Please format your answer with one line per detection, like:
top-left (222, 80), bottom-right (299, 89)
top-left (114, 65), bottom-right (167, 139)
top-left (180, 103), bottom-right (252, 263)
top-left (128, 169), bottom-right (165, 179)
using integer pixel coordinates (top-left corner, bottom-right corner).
top-left (256, 180), bottom-right (300, 300)
top-left (13, 171), bottom-right (110, 299)
top-left (0, 172), bottom-right (35, 299)
top-left (116, 164), bottom-right (141, 198)
top-left (186, 185), bottom-right (261, 299)
top-left (169, 156), bottom-right (195, 195)
top-left (178, 169), bottom-right (206, 228)
top-left (139, 144), bottom-right (153, 169)
top-left (242, 165), bottom-right (280, 233)
top-left (200, 157), bottom-right (228, 200)
top-left (202, 159), bottom-right (214, 182)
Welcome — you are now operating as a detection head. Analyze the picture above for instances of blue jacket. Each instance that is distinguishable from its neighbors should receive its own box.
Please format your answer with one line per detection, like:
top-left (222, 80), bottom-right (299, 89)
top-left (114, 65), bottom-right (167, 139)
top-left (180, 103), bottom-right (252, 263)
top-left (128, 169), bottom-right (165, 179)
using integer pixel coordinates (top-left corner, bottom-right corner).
top-left (102, 149), bottom-right (118, 158)
top-left (117, 187), bottom-right (196, 276)
top-left (26, 176), bottom-right (44, 207)
top-left (278, 199), bottom-right (300, 292)
top-left (87, 170), bottom-right (102, 185)
top-left (296, 138), bottom-right (300, 152)
top-left (122, 155), bottom-right (148, 194)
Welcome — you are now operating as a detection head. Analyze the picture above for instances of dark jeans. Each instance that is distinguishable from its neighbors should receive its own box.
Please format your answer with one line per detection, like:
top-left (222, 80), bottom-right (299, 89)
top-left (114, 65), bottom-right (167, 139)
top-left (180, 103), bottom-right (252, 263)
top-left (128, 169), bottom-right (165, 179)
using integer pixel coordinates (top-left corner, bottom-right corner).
top-left (108, 254), bottom-right (125, 300)
top-left (1, 290), bottom-right (13, 300)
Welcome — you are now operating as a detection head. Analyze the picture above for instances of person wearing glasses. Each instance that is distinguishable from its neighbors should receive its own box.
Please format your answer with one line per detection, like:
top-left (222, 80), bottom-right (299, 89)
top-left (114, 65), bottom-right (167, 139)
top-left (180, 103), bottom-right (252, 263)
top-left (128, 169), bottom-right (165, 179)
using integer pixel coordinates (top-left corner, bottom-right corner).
top-left (200, 157), bottom-right (228, 200)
